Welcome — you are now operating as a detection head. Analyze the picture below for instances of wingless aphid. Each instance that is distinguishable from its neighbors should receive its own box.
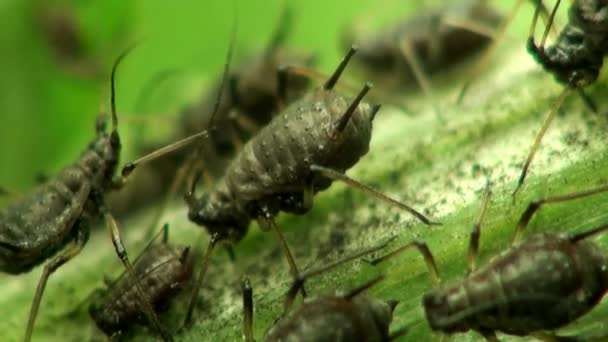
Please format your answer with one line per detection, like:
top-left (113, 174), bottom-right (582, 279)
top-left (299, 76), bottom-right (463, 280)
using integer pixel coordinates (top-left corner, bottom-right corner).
top-left (369, 186), bottom-right (608, 341)
top-left (0, 46), bottom-right (185, 342)
top-left (513, 0), bottom-right (608, 197)
top-left (107, 3), bottom-right (314, 217)
top-left (181, 45), bottom-right (439, 325)
top-left (89, 223), bottom-right (193, 339)
top-left (242, 242), bottom-right (408, 342)
top-left (345, 0), bottom-right (503, 94)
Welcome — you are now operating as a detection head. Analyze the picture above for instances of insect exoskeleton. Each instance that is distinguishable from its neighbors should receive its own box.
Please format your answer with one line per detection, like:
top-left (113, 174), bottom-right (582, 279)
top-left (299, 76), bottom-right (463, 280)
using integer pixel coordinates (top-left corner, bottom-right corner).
top-left (182, 45), bottom-right (437, 325)
top-left (242, 242), bottom-right (408, 342)
top-left (513, 0), bottom-right (608, 197)
top-left (344, 0), bottom-right (503, 91)
top-left (89, 223), bottom-right (193, 338)
top-left (0, 44), bottom-right (179, 342)
top-left (369, 186), bottom-right (608, 340)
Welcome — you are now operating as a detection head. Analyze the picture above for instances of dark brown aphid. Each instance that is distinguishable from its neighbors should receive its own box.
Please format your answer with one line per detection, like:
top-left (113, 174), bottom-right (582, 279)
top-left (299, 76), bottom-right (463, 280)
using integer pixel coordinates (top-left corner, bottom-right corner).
top-left (344, 0), bottom-right (503, 99)
top-left (107, 4), bottom-right (314, 217)
top-left (370, 186), bottom-right (608, 340)
top-left (89, 223), bottom-right (193, 338)
top-left (242, 242), bottom-right (407, 342)
top-left (513, 0), bottom-right (608, 197)
top-left (183, 46), bottom-right (438, 325)
top-left (0, 46), bottom-right (171, 341)
top-left (33, 1), bottom-right (103, 79)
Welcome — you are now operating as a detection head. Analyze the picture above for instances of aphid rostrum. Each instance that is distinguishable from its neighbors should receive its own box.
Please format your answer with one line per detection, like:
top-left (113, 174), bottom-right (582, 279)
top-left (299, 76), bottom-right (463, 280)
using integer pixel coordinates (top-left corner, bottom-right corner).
top-left (89, 223), bottom-right (193, 338)
top-left (369, 186), bottom-right (608, 340)
top-left (182, 46), bottom-right (439, 325)
top-left (242, 242), bottom-right (408, 342)
top-left (513, 0), bottom-right (608, 197)
top-left (0, 46), bottom-right (177, 342)
top-left (107, 3), bottom-right (314, 217)
top-left (345, 0), bottom-right (503, 93)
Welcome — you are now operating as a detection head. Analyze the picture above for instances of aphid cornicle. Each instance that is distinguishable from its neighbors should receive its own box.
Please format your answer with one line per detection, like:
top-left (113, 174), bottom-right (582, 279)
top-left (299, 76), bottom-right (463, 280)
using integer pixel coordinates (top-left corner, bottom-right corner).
top-left (89, 223), bottom-right (193, 338)
top-left (107, 4), bottom-right (313, 217)
top-left (183, 46), bottom-right (437, 325)
top-left (513, 0), bottom-right (608, 197)
top-left (242, 243), bottom-right (408, 342)
top-left (0, 46), bottom-right (172, 342)
top-left (344, 0), bottom-right (503, 92)
top-left (370, 186), bottom-right (608, 341)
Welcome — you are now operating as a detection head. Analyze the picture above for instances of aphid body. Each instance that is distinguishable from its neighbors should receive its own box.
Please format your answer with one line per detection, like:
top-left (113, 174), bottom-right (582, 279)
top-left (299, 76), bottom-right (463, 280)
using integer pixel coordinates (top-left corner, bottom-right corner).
top-left (186, 47), bottom-right (377, 243)
top-left (89, 233), bottom-right (193, 336)
top-left (424, 232), bottom-right (608, 336)
top-left (346, 0), bottom-right (503, 88)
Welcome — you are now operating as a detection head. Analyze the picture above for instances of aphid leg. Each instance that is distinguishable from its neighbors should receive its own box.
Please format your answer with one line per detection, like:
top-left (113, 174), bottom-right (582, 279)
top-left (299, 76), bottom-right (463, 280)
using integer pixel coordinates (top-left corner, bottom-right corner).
top-left (310, 164), bottom-right (439, 225)
top-left (466, 188), bottom-right (492, 275)
top-left (577, 89), bottom-right (598, 114)
top-left (366, 240), bottom-right (441, 288)
top-left (258, 210), bottom-right (307, 297)
top-left (264, 0), bottom-right (292, 53)
top-left (512, 184), bottom-right (608, 244)
top-left (398, 39), bottom-right (441, 120)
top-left (324, 45), bottom-right (358, 90)
top-left (457, 0), bottom-right (525, 104)
top-left (284, 238), bottom-right (394, 312)
top-left (184, 233), bottom-right (220, 327)
top-left (103, 210), bottom-right (172, 342)
top-left (343, 274), bottom-right (385, 300)
top-left (511, 87), bottom-right (571, 200)
top-left (25, 229), bottom-right (87, 342)
top-left (539, 0), bottom-right (561, 50)
top-left (331, 82), bottom-right (372, 137)
top-left (242, 276), bottom-right (254, 342)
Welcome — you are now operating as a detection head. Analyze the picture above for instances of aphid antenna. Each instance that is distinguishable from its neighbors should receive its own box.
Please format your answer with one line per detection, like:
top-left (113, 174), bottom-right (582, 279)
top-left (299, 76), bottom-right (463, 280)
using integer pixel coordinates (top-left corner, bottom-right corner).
top-left (264, 0), bottom-right (293, 54)
top-left (324, 45), bottom-right (358, 90)
top-left (310, 164), bottom-right (439, 225)
top-left (242, 275), bottom-right (254, 342)
top-left (284, 239), bottom-right (394, 312)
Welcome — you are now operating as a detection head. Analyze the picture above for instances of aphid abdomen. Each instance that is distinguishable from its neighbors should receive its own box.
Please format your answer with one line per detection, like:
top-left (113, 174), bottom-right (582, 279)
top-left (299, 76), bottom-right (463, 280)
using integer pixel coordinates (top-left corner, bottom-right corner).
top-left (0, 169), bottom-right (92, 274)
top-left (222, 90), bottom-right (374, 214)
top-left (266, 295), bottom-right (392, 342)
top-left (90, 243), bottom-right (192, 335)
top-left (424, 234), bottom-right (608, 336)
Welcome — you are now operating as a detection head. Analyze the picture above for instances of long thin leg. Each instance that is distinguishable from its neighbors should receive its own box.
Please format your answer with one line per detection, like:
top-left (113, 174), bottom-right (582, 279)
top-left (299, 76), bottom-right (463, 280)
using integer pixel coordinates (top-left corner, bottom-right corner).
top-left (260, 212), bottom-right (307, 298)
top-left (539, 0), bottom-right (561, 50)
top-left (284, 238), bottom-right (394, 312)
top-left (104, 212), bottom-right (172, 342)
top-left (242, 276), bottom-right (254, 342)
top-left (457, 0), bottom-right (524, 104)
top-left (310, 164), bottom-right (439, 225)
top-left (184, 233), bottom-right (220, 327)
top-left (398, 39), bottom-right (441, 120)
top-left (343, 274), bottom-right (385, 300)
top-left (367, 240), bottom-right (441, 288)
top-left (24, 231), bottom-right (87, 342)
top-left (466, 188), bottom-right (492, 275)
top-left (511, 87), bottom-right (571, 200)
top-left (577, 88), bottom-right (598, 114)
top-left (570, 223), bottom-right (608, 243)
top-left (512, 184), bottom-right (608, 244)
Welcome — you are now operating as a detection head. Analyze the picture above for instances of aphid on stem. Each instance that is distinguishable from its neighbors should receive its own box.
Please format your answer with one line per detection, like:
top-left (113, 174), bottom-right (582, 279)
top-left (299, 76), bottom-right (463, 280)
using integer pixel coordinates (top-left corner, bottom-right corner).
top-left (512, 0), bottom-right (608, 198)
top-left (242, 240), bottom-right (408, 342)
top-left (182, 45), bottom-right (439, 326)
top-left (369, 185), bottom-right (608, 341)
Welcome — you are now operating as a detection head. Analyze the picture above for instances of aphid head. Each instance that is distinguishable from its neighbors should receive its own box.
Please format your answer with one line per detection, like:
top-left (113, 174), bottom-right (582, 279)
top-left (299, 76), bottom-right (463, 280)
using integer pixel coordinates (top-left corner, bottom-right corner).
top-left (186, 192), bottom-right (249, 243)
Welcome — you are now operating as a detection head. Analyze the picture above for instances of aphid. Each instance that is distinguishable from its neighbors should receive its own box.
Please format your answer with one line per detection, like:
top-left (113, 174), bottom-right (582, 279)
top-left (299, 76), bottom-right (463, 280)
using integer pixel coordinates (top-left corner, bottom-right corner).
top-left (182, 45), bottom-right (438, 325)
top-left (89, 223), bottom-right (193, 338)
top-left (369, 186), bottom-right (608, 340)
top-left (242, 242), bottom-right (408, 342)
top-left (513, 0), bottom-right (608, 197)
top-left (344, 0), bottom-right (503, 107)
top-left (0, 46), bottom-right (174, 342)
top-left (107, 3), bottom-right (314, 217)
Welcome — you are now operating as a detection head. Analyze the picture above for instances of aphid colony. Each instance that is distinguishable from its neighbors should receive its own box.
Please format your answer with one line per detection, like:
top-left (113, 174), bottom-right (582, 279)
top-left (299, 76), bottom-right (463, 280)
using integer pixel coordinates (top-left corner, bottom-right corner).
top-left (5, 0), bottom-right (608, 341)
